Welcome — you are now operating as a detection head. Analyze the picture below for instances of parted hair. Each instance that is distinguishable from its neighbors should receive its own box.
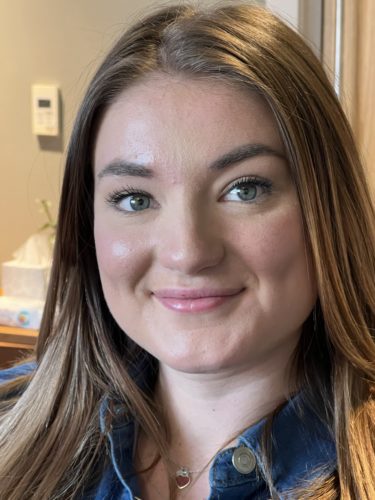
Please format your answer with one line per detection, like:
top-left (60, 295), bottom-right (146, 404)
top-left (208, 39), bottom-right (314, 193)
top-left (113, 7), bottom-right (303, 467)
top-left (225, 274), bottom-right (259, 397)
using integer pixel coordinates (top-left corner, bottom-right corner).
top-left (0, 3), bottom-right (374, 499)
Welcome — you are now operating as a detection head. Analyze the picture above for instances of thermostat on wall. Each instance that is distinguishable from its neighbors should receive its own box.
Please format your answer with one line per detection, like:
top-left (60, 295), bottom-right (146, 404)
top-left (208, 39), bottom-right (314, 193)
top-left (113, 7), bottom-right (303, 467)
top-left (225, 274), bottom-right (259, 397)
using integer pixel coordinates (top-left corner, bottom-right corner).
top-left (31, 84), bottom-right (60, 136)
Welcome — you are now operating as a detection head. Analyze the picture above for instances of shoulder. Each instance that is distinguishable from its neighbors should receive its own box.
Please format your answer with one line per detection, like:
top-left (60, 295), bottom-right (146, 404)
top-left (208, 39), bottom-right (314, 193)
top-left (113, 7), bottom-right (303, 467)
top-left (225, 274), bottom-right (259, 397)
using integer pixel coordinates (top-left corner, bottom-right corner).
top-left (0, 361), bottom-right (37, 385)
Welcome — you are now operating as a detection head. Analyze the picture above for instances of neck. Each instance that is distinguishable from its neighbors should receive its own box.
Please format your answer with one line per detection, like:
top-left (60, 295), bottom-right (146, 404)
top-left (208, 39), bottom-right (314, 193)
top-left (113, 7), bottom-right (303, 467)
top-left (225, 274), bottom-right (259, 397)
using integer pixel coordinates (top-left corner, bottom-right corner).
top-left (154, 350), bottom-right (298, 468)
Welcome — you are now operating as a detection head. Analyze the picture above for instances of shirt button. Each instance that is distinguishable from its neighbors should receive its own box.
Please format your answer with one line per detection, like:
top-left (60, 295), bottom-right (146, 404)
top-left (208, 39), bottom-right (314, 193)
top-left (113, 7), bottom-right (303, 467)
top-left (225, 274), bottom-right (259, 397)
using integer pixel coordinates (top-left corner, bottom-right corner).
top-left (232, 446), bottom-right (256, 474)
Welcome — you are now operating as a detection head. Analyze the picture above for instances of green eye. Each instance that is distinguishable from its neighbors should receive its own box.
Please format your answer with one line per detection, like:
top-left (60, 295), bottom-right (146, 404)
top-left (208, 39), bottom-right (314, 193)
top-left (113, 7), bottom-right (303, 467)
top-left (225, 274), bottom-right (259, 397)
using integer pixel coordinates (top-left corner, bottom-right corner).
top-left (233, 184), bottom-right (257, 201)
top-left (127, 195), bottom-right (151, 211)
top-left (223, 177), bottom-right (272, 203)
top-left (107, 189), bottom-right (153, 212)
top-left (224, 182), bottom-right (259, 202)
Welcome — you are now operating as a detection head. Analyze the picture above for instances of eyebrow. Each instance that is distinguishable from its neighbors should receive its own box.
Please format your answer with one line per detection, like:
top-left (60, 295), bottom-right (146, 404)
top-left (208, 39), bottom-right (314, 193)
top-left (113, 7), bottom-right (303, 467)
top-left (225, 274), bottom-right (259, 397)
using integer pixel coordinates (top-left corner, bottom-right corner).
top-left (97, 143), bottom-right (284, 179)
top-left (98, 160), bottom-right (153, 179)
top-left (209, 143), bottom-right (284, 171)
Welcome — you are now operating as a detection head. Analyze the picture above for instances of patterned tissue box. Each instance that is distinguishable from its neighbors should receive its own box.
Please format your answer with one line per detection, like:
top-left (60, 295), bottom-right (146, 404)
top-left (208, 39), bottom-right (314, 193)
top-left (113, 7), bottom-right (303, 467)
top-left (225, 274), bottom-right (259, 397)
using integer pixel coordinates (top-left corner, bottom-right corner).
top-left (0, 296), bottom-right (44, 329)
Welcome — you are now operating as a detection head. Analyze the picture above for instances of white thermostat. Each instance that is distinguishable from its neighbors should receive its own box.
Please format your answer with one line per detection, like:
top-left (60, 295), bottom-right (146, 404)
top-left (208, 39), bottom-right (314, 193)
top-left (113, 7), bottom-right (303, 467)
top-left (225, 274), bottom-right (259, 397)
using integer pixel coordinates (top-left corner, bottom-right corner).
top-left (31, 84), bottom-right (60, 136)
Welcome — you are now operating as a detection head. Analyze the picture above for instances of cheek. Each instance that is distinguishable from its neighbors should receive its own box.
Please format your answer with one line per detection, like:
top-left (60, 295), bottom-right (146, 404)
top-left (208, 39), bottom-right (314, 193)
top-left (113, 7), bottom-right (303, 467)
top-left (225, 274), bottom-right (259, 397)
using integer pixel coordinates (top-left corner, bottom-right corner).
top-left (94, 220), bottom-right (150, 288)
top-left (238, 207), bottom-right (309, 278)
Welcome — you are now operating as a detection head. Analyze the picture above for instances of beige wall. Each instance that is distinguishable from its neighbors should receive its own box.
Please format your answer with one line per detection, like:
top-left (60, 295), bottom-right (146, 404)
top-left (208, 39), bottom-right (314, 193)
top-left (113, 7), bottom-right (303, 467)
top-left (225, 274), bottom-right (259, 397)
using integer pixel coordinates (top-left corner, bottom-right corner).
top-left (0, 0), bottom-right (168, 273)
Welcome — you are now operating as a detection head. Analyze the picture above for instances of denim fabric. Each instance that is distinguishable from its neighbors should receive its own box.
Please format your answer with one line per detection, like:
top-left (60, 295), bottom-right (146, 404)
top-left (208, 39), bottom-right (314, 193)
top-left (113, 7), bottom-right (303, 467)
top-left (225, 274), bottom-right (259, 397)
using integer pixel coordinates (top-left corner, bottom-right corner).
top-left (0, 363), bottom-right (337, 499)
top-left (0, 361), bottom-right (37, 382)
top-left (95, 394), bottom-right (336, 499)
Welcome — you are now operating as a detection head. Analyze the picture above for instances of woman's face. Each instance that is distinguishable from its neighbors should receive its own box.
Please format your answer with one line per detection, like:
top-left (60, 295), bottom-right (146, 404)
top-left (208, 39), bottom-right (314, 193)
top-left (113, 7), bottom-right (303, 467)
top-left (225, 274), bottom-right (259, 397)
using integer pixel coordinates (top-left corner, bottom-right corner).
top-left (94, 76), bottom-right (316, 374)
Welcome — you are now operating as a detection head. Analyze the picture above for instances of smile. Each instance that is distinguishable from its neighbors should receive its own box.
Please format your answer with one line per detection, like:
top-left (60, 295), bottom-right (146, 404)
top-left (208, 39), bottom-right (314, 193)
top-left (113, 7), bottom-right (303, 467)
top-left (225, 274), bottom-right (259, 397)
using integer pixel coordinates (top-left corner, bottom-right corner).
top-left (152, 288), bottom-right (245, 313)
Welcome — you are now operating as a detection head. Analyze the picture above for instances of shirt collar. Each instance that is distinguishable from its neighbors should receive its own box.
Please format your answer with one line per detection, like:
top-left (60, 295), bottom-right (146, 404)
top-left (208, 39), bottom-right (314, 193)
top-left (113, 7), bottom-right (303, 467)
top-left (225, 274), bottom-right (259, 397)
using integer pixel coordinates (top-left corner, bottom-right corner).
top-left (239, 392), bottom-right (336, 492)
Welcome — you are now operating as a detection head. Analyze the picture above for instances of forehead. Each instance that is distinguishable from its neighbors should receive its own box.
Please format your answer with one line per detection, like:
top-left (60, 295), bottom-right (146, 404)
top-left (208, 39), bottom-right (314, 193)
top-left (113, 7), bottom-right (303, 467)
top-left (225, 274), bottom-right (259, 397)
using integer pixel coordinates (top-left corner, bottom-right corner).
top-left (94, 75), bottom-right (285, 176)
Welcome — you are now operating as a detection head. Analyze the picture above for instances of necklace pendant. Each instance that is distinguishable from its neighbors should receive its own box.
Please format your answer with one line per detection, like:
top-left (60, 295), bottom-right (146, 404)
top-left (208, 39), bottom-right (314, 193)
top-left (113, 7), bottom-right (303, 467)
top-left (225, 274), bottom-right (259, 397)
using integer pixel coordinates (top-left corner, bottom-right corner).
top-left (175, 467), bottom-right (191, 489)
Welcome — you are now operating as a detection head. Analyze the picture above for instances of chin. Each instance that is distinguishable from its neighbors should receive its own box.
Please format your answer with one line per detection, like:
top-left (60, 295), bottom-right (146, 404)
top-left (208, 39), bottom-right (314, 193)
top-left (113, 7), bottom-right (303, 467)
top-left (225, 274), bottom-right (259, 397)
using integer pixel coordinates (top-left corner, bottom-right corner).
top-left (158, 349), bottom-right (239, 374)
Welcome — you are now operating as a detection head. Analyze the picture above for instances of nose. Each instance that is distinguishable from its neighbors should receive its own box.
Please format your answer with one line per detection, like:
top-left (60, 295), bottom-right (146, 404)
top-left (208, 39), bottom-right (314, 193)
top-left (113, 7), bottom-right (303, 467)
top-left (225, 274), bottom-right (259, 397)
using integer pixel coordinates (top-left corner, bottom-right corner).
top-left (155, 202), bottom-right (225, 275)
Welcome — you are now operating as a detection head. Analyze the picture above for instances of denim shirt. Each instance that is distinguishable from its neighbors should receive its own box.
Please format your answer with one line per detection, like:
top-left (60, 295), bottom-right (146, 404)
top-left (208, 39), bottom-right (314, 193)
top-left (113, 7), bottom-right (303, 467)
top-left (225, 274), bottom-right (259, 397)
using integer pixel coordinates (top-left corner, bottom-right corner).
top-left (0, 362), bottom-right (336, 499)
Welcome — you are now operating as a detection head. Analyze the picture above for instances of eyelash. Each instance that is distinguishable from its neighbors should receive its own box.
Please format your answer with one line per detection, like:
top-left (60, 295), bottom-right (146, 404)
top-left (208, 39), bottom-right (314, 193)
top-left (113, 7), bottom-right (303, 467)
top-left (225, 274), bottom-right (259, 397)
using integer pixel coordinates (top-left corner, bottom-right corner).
top-left (105, 175), bottom-right (273, 212)
top-left (106, 187), bottom-right (150, 206)
top-left (225, 176), bottom-right (272, 199)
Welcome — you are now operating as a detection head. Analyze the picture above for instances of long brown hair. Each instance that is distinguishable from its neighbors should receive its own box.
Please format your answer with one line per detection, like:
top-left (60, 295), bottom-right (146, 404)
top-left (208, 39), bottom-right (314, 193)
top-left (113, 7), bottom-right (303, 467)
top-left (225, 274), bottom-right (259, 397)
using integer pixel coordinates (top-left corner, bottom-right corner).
top-left (1, 3), bottom-right (374, 498)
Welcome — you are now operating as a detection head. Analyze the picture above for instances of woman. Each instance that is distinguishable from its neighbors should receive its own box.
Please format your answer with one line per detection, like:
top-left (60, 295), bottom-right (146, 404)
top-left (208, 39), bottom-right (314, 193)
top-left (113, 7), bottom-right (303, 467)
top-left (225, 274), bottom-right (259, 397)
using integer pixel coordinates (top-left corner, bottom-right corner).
top-left (0, 3), bottom-right (374, 499)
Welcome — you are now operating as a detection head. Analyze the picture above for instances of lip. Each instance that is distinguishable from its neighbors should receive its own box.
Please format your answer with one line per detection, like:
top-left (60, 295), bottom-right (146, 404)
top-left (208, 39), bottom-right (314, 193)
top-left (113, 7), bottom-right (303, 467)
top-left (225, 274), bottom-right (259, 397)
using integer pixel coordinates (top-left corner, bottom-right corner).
top-left (152, 287), bottom-right (245, 313)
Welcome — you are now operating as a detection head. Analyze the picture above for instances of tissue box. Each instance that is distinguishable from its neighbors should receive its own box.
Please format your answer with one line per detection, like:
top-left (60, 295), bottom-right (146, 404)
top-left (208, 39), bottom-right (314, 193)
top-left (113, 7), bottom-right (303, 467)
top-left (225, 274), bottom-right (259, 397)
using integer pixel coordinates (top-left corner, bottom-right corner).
top-left (0, 296), bottom-right (44, 329)
top-left (2, 260), bottom-right (50, 301)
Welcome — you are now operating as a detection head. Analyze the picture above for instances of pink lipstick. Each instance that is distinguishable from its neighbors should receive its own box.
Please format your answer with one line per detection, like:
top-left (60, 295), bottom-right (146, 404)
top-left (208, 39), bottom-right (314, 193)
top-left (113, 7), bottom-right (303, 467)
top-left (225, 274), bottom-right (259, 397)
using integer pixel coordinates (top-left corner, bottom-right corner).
top-left (153, 288), bottom-right (244, 313)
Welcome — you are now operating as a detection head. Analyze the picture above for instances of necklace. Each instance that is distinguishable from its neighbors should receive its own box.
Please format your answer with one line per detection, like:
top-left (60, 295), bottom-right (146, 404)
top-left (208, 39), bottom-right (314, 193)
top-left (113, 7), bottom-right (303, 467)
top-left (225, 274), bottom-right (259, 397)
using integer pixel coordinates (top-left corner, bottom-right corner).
top-left (134, 424), bottom-right (237, 492)
top-left (164, 435), bottom-right (241, 491)
top-left (169, 454), bottom-right (216, 490)
top-left (175, 465), bottom-right (198, 489)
